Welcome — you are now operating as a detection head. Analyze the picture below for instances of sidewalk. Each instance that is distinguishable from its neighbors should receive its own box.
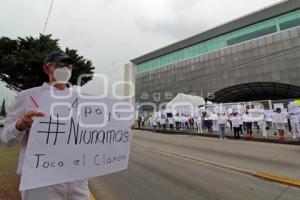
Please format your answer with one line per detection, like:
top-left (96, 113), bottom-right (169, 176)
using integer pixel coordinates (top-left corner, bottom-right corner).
top-left (134, 126), bottom-right (300, 145)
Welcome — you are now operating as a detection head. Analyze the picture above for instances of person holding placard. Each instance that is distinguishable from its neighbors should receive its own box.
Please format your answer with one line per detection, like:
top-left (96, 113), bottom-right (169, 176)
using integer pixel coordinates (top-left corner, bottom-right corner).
top-left (272, 108), bottom-right (287, 141)
top-left (168, 116), bottom-right (175, 130)
top-left (0, 52), bottom-right (90, 200)
top-left (242, 111), bottom-right (253, 138)
top-left (174, 113), bottom-right (181, 132)
top-left (217, 113), bottom-right (228, 139)
top-left (195, 115), bottom-right (203, 134)
top-left (231, 112), bottom-right (242, 140)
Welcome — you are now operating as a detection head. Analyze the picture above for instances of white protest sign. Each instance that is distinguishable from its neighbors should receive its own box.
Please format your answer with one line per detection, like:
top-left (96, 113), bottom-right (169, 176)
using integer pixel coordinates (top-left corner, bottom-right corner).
top-left (264, 110), bottom-right (273, 122)
top-left (288, 102), bottom-right (300, 114)
top-left (227, 108), bottom-right (233, 114)
top-left (216, 105), bottom-right (225, 114)
top-left (232, 105), bottom-right (244, 114)
top-left (20, 90), bottom-right (134, 191)
top-left (274, 103), bottom-right (284, 110)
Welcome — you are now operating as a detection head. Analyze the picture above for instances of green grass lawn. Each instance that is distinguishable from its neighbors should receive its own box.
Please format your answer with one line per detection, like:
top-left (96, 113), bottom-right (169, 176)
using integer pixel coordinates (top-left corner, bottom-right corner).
top-left (0, 145), bottom-right (21, 200)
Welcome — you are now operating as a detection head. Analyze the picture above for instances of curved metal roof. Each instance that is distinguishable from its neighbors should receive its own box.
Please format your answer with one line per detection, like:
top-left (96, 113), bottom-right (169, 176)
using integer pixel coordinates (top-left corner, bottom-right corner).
top-left (214, 82), bottom-right (300, 103)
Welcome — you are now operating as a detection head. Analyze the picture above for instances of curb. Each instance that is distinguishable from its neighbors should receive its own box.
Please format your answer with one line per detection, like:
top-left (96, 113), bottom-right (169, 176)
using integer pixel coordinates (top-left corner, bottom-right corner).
top-left (134, 142), bottom-right (300, 188)
top-left (90, 192), bottom-right (96, 200)
top-left (255, 172), bottom-right (300, 188)
top-left (134, 128), bottom-right (300, 145)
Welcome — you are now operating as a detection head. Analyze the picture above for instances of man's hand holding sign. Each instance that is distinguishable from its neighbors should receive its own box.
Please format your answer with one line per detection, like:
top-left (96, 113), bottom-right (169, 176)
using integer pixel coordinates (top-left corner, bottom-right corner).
top-left (16, 111), bottom-right (45, 131)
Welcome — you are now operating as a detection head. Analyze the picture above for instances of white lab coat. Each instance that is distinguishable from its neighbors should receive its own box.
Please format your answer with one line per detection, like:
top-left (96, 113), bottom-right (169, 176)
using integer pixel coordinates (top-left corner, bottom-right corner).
top-left (231, 116), bottom-right (242, 128)
top-left (210, 113), bottom-right (218, 131)
top-left (168, 117), bottom-right (175, 125)
top-left (148, 116), bottom-right (154, 126)
top-left (0, 83), bottom-right (89, 200)
top-left (195, 117), bottom-right (203, 133)
top-left (272, 112), bottom-right (286, 131)
top-left (290, 113), bottom-right (300, 138)
top-left (254, 110), bottom-right (267, 138)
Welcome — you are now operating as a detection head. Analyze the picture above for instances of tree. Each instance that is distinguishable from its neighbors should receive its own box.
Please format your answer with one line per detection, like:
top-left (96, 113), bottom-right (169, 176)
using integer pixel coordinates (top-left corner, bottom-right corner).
top-left (0, 99), bottom-right (6, 117)
top-left (0, 34), bottom-right (95, 91)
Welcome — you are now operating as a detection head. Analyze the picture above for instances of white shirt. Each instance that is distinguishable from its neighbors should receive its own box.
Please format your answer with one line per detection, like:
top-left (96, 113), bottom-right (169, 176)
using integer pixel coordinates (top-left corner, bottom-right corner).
top-left (185, 116), bottom-right (189, 123)
top-left (250, 109), bottom-right (265, 122)
top-left (231, 116), bottom-right (242, 127)
top-left (153, 118), bottom-right (158, 126)
top-left (168, 117), bottom-right (175, 125)
top-left (272, 112), bottom-right (287, 123)
top-left (242, 114), bottom-right (253, 123)
top-left (0, 83), bottom-right (68, 174)
top-left (179, 116), bottom-right (185, 123)
top-left (160, 118), bottom-right (166, 124)
top-left (217, 115), bottom-right (228, 125)
top-left (148, 116), bottom-right (153, 125)
top-left (290, 113), bottom-right (300, 124)
top-left (195, 117), bottom-right (202, 124)
top-left (210, 113), bottom-right (218, 121)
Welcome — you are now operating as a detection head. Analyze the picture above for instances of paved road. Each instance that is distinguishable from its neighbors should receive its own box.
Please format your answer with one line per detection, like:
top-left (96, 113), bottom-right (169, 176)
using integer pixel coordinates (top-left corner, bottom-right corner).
top-left (90, 130), bottom-right (300, 200)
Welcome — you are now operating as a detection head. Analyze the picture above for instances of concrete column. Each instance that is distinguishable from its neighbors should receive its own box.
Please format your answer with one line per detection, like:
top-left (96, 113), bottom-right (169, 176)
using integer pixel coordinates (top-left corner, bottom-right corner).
top-left (268, 100), bottom-right (273, 110)
top-left (124, 62), bottom-right (136, 109)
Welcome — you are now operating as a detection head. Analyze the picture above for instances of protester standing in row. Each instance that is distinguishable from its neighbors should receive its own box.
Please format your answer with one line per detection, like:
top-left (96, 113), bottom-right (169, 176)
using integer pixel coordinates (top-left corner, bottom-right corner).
top-left (231, 112), bottom-right (242, 139)
top-left (174, 113), bottom-right (181, 132)
top-left (287, 102), bottom-right (300, 139)
top-left (242, 111), bottom-right (253, 138)
top-left (203, 111), bottom-right (213, 133)
top-left (195, 116), bottom-right (203, 134)
top-left (217, 113), bottom-right (228, 139)
top-left (250, 107), bottom-right (267, 139)
top-left (272, 108), bottom-right (287, 140)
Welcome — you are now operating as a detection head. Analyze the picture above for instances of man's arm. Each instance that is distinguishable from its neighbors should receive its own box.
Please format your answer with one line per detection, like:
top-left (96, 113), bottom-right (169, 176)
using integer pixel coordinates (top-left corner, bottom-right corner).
top-left (0, 92), bottom-right (45, 146)
top-left (1, 93), bottom-right (26, 145)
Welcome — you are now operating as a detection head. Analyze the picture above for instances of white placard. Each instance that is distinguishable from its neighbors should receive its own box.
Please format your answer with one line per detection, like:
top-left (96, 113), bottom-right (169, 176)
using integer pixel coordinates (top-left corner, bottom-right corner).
top-left (20, 90), bottom-right (134, 191)
top-left (274, 103), bottom-right (284, 110)
top-left (227, 108), bottom-right (233, 114)
top-left (264, 110), bottom-right (273, 122)
top-left (232, 105), bottom-right (244, 114)
top-left (288, 102), bottom-right (300, 114)
top-left (216, 105), bottom-right (225, 114)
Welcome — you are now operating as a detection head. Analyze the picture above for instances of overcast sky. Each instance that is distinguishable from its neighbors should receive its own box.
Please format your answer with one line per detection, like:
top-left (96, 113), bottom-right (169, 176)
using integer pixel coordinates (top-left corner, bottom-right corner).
top-left (0, 0), bottom-right (283, 104)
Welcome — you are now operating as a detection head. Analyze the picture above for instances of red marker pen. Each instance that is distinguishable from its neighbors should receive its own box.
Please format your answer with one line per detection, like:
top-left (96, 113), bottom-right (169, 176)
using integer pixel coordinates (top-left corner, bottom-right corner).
top-left (30, 96), bottom-right (39, 108)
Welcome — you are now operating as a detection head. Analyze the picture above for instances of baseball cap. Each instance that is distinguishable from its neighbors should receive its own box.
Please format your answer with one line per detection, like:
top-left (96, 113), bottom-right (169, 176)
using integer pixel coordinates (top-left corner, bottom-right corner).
top-left (44, 51), bottom-right (74, 65)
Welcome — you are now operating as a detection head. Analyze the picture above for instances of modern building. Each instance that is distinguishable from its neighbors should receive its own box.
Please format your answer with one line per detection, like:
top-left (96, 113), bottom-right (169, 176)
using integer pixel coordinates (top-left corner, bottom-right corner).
top-left (126, 0), bottom-right (300, 111)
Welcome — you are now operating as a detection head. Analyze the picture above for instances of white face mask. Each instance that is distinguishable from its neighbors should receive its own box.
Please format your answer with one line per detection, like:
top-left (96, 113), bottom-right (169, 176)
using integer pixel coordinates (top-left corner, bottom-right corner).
top-left (53, 67), bottom-right (72, 83)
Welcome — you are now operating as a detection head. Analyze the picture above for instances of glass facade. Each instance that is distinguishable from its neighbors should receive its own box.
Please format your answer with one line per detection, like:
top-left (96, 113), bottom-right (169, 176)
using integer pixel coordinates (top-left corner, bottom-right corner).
top-left (137, 9), bottom-right (300, 74)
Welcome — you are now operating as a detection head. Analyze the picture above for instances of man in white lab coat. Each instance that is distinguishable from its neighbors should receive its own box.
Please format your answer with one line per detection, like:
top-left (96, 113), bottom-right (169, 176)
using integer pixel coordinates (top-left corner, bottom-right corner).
top-left (231, 112), bottom-right (242, 139)
top-left (288, 102), bottom-right (300, 139)
top-left (289, 112), bottom-right (300, 139)
top-left (0, 52), bottom-right (90, 200)
top-left (242, 111), bottom-right (253, 138)
top-left (195, 115), bottom-right (203, 134)
top-left (217, 113), bottom-right (228, 139)
top-left (250, 107), bottom-right (267, 138)
top-left (272, 108), bottom-right (287, 140)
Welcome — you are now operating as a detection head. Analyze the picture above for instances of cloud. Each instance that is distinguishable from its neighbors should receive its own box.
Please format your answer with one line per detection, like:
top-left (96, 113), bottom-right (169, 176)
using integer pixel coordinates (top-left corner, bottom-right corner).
top-left (166, 0), bottom-right (200, 12)
top-left (0, 0), bottom-right (283, 102)
top-left (135, 15), bottom-right (211, 40)
top-left (134, 0), bottom-right (282, 40)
